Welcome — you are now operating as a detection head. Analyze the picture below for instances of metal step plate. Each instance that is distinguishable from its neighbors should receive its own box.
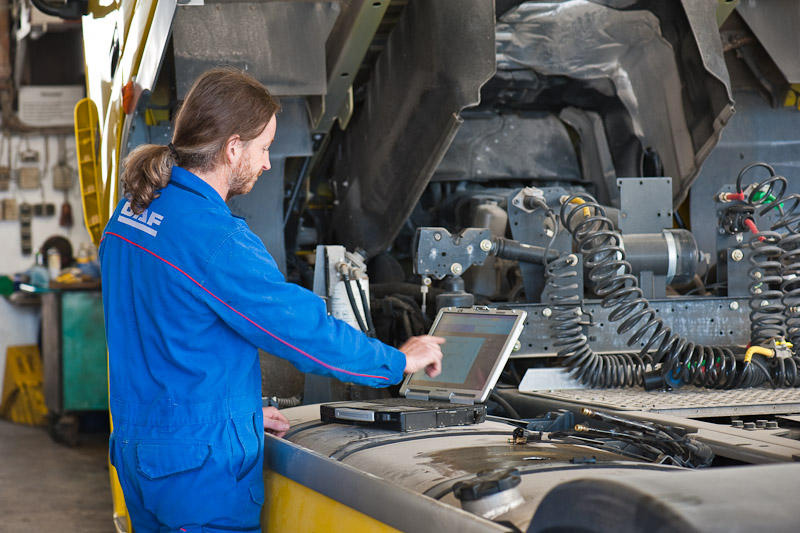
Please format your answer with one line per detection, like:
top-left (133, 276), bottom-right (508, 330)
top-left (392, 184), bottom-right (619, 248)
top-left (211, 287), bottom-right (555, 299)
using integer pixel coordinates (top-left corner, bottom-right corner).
top-left (524, 387), bottom-right (800, 417)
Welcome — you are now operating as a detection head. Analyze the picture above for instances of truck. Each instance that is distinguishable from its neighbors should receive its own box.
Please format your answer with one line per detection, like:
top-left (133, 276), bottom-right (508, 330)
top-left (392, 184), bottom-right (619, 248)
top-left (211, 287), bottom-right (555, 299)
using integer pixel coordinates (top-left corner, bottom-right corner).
top-left (60, 0), bottom-right (800, 530)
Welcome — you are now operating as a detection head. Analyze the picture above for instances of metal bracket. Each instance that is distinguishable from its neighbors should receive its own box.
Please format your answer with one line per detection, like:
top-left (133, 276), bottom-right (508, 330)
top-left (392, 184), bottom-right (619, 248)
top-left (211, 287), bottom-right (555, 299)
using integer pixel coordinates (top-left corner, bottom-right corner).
top-left (414, 227), bottom-right (492, 280)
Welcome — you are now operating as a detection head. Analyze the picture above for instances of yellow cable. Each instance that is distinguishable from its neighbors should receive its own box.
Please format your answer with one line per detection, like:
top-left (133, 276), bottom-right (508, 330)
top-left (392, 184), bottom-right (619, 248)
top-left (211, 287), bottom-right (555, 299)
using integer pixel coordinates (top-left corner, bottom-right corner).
top-left (744, 346), bottom-right (774, 364)
top-left (569, 197), bottom-right (592, 217)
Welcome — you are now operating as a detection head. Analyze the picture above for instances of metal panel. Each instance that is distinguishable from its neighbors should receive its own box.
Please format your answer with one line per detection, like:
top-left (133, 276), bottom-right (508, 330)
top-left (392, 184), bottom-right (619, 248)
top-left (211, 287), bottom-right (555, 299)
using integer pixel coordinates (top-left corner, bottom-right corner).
top-left (507, 187), bottom-right (583, 303)
top-left (617, 177), bottom-right (673, 234)
top-left (331, 0), bottom-right (496, 257)
top-left (526, 387), bottom-right (800, 417)
top-left (224, 96), bottom-right (313, 275)
top-left (737, 0), bottom-right (800, 84)
top-left (228, 158), bottom-right (287, 274)
top-left (264, 435), bottom-right (509, 533)
top-left (309, 0), bottom-right (389, 133)
top-left (269, 98), bottom-right (313, 159)
top-left (690, 90), bottom-right (800, 267)
top-left (172, 2), bottom-right (340, 98)
top-left (61, 291), bottom-right (108, 411)
top-left (506, 297), bottom-right (749, 358)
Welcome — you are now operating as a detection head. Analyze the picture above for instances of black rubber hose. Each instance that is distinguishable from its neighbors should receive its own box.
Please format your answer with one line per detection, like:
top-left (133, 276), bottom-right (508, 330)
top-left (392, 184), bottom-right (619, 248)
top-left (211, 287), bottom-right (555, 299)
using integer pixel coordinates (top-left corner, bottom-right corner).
top-left (355, 278), bottom-right (376, 337)
top-left (343, 278), bottom-right (369, 333)
top-left (493, 237), bottom-right (560, 264)
top-left (489, 390), bottom-right (521, 419)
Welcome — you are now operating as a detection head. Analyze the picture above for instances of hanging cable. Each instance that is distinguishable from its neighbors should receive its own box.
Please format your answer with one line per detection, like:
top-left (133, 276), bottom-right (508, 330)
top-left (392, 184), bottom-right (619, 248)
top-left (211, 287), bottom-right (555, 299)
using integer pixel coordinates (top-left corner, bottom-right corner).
top-left (355, 278), bottom-right (376, 337)
top-left (343, 275), bottom-right (369, 334)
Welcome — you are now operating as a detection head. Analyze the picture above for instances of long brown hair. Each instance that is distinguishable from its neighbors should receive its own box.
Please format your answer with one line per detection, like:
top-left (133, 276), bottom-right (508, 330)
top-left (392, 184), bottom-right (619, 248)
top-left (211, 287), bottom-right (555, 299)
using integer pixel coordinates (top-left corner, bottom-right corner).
top-left (120, 67), bottom-right (280, 213)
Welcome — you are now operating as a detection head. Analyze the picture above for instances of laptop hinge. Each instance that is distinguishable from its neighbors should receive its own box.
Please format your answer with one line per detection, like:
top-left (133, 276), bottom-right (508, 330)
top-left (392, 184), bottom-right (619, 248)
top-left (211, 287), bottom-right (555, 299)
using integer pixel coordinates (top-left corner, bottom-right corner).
top-left (405, 390), bottom-right (430, 401)
top-left (448, 394), bottom-right (475, 405)
top-left (428, 390), bottom-right (453, 402)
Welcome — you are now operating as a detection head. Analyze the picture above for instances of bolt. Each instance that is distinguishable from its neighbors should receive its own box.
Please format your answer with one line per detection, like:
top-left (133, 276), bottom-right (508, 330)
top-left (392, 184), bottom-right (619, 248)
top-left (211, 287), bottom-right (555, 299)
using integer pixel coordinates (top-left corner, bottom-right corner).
top-left (752, 271), bottom-right (762, 280)
top-left (566, 254), bottom-right (578, 266)
top-left (719, 227), bottom-right (726, 234)
top-left (761, 300), bottom-right (769, 307)
top-left (466, 244), bottom-right (474, 254)
top-left (731, 249), bottom-right (743, 261)
top-left (450, 262), bottom-right (463, 275)
top-left (735, 233), bottom-right (743, 243)
top-left (729, 301), bottom-right (739, 311)
top-left (513, 341), bottom-right (521, 352)
top-left (542, 308), bottom-right (552, 318)
top-left (434, 232), bottom-right (441, 241)
top-left (422, 276), bottom-right (432, 286)
top-left (753, 287), bottom-right (763, 295)
top-left (480, 239), bottom-right (493, 252)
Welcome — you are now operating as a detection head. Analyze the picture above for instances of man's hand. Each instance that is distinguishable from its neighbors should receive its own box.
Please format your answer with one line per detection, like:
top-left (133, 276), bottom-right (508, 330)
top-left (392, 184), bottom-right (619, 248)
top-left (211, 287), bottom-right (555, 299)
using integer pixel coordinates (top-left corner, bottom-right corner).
top-left (400, 335), bottom-right (445, 378)
top-left (263, 406), bottom-right (290, 438)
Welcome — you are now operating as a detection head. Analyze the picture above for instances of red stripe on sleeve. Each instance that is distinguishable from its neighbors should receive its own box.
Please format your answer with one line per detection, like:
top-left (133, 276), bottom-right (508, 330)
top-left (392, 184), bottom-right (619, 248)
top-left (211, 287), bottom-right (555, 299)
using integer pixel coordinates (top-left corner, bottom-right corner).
top-left (104, 231), bottom-right (391, 381)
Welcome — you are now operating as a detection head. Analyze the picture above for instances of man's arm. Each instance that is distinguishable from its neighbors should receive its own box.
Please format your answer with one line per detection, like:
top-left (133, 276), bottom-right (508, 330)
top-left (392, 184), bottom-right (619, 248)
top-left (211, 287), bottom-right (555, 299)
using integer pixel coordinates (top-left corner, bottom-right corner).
top-left (198, 229), bottom-right (440, 386)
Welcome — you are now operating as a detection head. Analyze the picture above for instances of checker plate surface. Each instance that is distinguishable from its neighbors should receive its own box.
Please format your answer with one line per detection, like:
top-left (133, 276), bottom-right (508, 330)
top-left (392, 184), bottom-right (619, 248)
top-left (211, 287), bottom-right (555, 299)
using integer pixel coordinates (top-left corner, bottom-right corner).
top-left (527, 387), bottom-right (800, 417)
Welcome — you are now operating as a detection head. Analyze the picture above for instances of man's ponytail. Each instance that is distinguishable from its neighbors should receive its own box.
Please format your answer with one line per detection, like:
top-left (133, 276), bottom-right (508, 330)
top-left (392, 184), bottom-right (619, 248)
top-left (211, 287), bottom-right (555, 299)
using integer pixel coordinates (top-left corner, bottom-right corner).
top-left (120, 67), bottom-right (279, 214)
top-left (120, 144), bottom-right (176, 214)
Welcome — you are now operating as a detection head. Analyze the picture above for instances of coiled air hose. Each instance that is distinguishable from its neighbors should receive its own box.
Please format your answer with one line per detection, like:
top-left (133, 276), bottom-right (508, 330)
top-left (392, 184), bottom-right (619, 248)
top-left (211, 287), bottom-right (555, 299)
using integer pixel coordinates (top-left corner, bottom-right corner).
top-left (737, 163), bottom-right (800, 386)
top-left (546, 193), bottom-right (738, 389)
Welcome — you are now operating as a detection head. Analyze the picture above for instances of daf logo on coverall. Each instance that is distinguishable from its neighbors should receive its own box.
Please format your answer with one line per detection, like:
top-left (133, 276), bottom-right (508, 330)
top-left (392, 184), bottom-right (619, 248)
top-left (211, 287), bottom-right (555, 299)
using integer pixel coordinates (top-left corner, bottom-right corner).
top-left (118, 201), bottom-right (164, 236)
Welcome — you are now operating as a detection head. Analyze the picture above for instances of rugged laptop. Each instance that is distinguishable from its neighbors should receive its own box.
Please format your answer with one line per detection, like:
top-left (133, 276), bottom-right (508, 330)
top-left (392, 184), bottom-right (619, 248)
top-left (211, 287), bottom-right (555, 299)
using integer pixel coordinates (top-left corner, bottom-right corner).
top-left (320, 307), bottom-right (527, 431)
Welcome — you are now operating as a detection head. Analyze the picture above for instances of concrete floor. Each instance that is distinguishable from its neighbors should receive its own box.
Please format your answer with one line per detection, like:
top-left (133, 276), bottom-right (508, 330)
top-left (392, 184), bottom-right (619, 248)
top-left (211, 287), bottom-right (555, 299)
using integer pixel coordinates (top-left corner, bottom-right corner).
top-left (0, 420), bottom-right (113, 532)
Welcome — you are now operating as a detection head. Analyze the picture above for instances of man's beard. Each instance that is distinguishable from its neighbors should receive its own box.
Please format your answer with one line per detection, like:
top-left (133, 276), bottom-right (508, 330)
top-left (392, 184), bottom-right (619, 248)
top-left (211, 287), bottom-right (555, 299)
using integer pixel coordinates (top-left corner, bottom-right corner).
top-left (227, 154), bottom-right (259, 199)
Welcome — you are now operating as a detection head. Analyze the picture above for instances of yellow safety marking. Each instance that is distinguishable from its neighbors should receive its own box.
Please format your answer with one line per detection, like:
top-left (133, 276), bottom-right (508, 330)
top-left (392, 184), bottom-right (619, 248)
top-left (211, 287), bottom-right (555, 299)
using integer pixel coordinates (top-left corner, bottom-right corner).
top-left (263, 471), bottom-right (401, 533)
top-left (785, 84), bottom-right (800, 110)
top-left (0, 345), bottom-right (47, 426)
top-left (74, 98), bottom-right (104, 246)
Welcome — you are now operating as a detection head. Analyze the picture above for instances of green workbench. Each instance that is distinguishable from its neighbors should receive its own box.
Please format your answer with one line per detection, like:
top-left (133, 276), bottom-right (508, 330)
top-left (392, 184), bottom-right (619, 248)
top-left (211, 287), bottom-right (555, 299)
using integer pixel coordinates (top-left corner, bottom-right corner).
top-left (41, 283), bottom-right (107, 444)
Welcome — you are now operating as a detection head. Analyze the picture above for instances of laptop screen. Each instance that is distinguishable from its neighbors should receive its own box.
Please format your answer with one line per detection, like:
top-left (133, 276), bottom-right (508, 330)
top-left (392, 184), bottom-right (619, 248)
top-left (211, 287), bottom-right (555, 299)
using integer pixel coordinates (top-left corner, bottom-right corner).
top-left (408, 311), bottom-right (521, 391)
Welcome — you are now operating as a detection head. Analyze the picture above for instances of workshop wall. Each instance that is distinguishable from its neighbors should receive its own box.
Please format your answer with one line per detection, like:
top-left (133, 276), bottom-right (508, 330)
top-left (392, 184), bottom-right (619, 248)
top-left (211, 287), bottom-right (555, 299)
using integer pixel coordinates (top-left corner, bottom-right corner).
top-left (0, 134), bottom-right (92, 386)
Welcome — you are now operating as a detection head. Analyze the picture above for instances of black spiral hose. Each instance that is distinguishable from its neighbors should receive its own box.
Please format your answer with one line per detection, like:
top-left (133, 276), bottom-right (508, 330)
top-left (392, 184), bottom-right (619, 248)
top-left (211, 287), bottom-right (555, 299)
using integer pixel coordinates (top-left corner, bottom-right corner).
top-left (736, 164), bottom-right (800, 384)
top-left (550, 194), bottom-right (737, 389)
top-left (748, 231), bottom-right (786, 347)
top-left (545, 249), bottom-right (648, 387)
top-left (782, 233), bottom-right (800, 351)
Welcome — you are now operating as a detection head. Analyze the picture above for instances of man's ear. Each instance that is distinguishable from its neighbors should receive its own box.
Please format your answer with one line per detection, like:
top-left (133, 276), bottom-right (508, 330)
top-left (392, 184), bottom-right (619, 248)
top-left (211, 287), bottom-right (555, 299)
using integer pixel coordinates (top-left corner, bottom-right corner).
top-left (224, 134), bottom-right (241, 165)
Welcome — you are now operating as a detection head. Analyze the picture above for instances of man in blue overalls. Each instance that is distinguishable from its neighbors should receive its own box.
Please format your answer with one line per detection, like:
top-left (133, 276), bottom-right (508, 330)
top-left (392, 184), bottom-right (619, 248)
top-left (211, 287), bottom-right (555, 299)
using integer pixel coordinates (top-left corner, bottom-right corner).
top-left (100, 68), bottom-right (444, 532)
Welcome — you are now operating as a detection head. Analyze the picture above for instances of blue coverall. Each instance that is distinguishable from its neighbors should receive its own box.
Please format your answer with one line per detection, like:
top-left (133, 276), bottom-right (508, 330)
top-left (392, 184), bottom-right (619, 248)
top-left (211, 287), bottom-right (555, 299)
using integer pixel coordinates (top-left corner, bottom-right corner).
top-left (100, 166), bottom-right (406, 532)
